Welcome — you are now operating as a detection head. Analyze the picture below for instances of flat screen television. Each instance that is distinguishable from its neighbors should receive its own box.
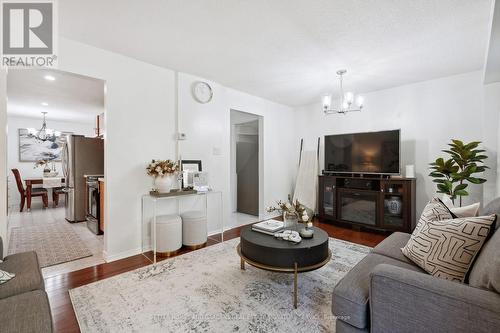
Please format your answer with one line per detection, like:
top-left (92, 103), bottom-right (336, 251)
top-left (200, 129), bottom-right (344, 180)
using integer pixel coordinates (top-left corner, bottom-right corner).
top-left (324, 129), bottom-right (400, 175)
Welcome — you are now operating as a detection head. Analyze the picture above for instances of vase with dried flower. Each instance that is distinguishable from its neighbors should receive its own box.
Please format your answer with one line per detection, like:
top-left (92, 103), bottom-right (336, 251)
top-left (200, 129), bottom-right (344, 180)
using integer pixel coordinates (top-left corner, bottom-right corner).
top-left (34, 159), bottom-right (51, 176)
top-left (146, 159), bottom-right (179, 193)
top-left (266, 199), bottom-right (309, 230)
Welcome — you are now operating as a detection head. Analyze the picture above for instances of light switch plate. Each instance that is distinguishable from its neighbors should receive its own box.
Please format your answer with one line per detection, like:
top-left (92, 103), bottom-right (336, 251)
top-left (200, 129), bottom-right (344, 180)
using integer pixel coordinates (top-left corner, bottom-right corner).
top-left (213, 147), bottom-right (221, 155)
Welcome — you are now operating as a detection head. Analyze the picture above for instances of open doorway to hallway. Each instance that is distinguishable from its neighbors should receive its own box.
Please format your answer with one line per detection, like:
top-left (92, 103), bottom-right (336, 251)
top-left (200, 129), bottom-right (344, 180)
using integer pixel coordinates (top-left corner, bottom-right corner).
top-left (230, 110), bottom-right (263, 226)
top-left (6, 69), bottom-right (106, 278)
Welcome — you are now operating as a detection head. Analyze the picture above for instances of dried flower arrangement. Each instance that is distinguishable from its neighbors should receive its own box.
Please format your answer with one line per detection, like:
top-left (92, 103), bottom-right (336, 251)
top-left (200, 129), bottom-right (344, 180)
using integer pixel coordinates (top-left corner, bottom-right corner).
top-left (34, 159), bottom-right (49, 169)
top-left (266, 199), bottom-right (310, 222)
top-left (146, 159), bottom-right (179, 177)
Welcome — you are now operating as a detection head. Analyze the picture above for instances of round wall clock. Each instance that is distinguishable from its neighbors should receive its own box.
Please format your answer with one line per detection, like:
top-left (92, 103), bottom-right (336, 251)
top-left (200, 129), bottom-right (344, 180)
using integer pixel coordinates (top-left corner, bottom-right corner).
top-left (192, 81), bottom-right (213, 104)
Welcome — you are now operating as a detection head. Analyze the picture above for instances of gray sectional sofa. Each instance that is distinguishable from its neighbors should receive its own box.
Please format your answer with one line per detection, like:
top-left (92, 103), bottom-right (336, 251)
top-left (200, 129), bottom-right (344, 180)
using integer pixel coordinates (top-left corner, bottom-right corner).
top-left (332, 200), bottom-right (500, 333)
top-left (0, 237), bottom-right (53, 333)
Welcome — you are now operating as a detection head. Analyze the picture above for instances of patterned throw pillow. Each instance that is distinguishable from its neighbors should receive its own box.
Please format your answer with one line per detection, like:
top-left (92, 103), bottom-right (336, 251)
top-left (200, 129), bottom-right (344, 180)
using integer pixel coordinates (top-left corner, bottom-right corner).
top-left (402, 214), bottom-right (496, 282)
top-left (413, 198), bottom-right (454, 234)
top-left (0, 269), bottom-right (15, 284)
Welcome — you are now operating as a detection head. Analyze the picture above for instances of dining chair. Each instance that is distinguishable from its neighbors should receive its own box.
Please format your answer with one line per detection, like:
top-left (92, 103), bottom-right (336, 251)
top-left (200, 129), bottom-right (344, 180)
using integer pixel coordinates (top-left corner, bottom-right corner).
top-left (52, 187), bottom-right (66, 207)
top-left (11, 169), bottom-right (48, 212)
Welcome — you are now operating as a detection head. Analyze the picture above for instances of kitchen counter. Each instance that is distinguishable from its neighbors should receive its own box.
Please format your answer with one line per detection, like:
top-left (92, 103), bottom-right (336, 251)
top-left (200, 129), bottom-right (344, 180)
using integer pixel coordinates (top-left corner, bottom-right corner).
top-left (84, 174), bottom-right (104, 178)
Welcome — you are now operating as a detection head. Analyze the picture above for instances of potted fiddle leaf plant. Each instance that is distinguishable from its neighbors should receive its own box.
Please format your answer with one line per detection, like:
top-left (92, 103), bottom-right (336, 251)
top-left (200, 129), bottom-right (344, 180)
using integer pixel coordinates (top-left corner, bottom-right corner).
top-left (429, 140), bottom-right (488, 207)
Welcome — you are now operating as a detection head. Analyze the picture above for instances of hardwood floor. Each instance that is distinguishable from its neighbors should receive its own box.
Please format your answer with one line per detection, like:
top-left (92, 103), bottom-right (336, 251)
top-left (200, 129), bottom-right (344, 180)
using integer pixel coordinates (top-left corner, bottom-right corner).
top-left (46, 219), bottom-right (387, 332)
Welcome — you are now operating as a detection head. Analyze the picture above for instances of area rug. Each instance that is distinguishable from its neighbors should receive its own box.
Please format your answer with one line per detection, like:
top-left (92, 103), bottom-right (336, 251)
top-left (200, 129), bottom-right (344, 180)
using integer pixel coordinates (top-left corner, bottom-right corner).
top-left (70, 238), bottom-right (370, 332)
top-left (8, 223), bottom-right (93, 268)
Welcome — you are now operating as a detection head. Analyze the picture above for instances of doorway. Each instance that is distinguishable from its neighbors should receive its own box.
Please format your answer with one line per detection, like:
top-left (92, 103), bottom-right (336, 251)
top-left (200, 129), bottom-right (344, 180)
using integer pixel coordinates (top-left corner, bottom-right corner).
top-left (230, 110), bottom-right (262, 226)
top-left (6, 68), bottom-right (106, 277)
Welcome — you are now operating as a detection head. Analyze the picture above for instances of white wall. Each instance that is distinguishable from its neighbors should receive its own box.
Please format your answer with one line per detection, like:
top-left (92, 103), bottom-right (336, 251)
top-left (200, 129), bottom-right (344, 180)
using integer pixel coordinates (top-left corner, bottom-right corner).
top-left (0, 39), bottom-right (494, 260)
top-left (49, 39), bottom-right (296, 260)
top-left (225, 86), bottom-right (297, 220)
top-left (178, 73), bottom-right (297, 232)
top-left (294, 71), bottom-right (490, 215)
top-left (58, 38), bottom-right (177, 261)
top-left (0, 69), bottom-right (7, 255)
top-left (230, 111), bottom-right (261, 214)
top-left (483, 82), bottom-right (500, 202)
top-left (6, 116), bottom-right (95, 206)
top-left (0, 40), bottom-right (494, 260)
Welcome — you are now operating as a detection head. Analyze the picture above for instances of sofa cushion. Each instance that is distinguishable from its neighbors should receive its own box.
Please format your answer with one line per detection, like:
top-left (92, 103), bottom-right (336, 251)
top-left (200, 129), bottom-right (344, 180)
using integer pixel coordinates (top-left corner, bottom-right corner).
top-left (451, 202), bottom-right (481, 218)
top-left (0, 251), bottom-right (44, 299)
top-left (480, 197), bottom-right (500, 230)
top-left (469, 227), bottom-right (500, 293)
top-left (0, 290), bottom-right (53, 333)
top-left (441, 195), bottom-right (481, 218)
top-left (336, 319), bottom-right (369, 333)
top-left (372, 232), bottom-right (412, 264)
top-left (332, 253), bottom-right (423, 329)
top-left (402, 214), bottom-right (496, 283)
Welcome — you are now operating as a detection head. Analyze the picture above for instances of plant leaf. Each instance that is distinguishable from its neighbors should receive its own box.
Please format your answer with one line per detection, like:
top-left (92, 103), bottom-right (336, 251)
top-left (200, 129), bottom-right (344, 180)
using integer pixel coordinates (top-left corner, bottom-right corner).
top-left (429, 172), bottom-right (445, 178)
top-left (454, 189), bottom-right (469, 197)
top-left (467, 177), bottom-right (487, 184)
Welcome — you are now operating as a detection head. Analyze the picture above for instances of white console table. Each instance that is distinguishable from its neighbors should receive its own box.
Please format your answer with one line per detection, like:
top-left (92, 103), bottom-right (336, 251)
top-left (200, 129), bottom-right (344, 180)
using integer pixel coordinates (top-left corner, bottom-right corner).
top-left (141, 191), bottom-right (223, 263)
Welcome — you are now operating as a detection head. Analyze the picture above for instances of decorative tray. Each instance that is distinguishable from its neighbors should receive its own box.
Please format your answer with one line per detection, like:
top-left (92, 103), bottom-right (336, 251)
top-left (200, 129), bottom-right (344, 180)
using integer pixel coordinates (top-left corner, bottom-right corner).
top-left (149, 189), bottom-right (198, 197)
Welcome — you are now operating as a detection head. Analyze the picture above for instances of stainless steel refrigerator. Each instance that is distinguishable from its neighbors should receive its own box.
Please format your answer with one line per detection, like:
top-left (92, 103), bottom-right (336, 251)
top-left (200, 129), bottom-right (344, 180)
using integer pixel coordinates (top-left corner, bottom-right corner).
top-left (62, 135), bottom-right (104, 222)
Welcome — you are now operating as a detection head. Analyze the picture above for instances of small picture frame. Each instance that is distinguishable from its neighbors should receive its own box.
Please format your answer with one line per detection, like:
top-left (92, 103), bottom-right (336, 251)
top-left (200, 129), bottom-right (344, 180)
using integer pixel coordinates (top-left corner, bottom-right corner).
top-left (181, 160), bottom-right (202, 188)
top-left (193, 172), bottom-right (209, 192)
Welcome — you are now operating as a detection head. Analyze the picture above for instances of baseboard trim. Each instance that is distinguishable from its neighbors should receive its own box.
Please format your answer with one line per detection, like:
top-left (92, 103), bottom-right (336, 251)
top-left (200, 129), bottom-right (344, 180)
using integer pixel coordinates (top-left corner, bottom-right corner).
top-left (207, 212), bottom-right (281, 236)
top-left (208, 229), bottom-right (223, 237)
top-left (103, 247), bottom-right (143, 263)
top-left (105, 213), bottom-right (282, 263)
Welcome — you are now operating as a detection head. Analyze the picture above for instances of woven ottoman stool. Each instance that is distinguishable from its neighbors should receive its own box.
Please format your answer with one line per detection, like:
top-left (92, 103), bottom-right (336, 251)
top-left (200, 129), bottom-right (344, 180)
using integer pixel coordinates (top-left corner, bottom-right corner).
top-left (155, 214), bottom-right (182, 257)
top-left (181, 210), bottom-right (208, 249)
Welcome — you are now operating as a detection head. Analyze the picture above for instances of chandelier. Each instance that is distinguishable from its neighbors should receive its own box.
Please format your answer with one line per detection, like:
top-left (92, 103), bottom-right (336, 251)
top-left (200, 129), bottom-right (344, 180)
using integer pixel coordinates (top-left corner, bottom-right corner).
top-left (27, 112), bottom-right (61, 141)
top-left (322, 69), bottom-right (364, 115)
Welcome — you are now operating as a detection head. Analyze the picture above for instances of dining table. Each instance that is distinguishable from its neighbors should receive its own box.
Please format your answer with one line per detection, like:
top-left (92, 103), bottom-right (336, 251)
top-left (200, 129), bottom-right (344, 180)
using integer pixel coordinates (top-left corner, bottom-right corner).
top-left (24, 177), bottom-right (65, 210)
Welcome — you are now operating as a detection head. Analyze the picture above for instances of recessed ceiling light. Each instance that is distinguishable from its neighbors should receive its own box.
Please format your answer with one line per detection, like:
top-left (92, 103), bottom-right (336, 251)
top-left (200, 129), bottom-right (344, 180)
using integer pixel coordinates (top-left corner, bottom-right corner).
top-left (44, 75), bottom-right (55, 81)
top-left (41, 102), bottom-right (49, 106)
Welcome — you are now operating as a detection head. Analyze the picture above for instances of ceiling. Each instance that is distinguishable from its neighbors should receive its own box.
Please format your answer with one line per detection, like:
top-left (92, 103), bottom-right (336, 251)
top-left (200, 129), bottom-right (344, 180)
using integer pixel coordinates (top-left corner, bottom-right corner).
top-left (59, 0), bottom-right (493, 106)
top-left (7, 69), bottom-right (105, 123)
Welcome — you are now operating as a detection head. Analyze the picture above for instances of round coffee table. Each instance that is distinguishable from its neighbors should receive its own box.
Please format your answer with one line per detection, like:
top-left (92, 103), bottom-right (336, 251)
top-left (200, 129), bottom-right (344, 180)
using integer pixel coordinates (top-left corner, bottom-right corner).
top-left (237, 225), bottom-right (331, 308)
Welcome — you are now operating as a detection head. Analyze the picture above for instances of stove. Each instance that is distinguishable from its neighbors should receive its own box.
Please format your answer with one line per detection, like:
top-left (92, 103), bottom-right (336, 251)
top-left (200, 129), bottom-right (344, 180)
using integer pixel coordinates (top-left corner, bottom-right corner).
top-left (86, 175), bottom-right (103, 235)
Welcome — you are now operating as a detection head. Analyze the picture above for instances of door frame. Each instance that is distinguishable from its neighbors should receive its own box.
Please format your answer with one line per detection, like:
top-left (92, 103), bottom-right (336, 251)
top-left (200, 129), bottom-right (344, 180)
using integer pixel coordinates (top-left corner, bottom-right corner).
top-left (230, 109), bottom-right (264, 219)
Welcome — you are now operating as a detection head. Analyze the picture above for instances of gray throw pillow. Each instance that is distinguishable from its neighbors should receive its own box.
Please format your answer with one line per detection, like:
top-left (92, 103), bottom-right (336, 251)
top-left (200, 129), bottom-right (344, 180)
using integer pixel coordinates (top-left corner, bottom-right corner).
top-left (0, 269), bottom-right (15, 284)
top-left (469, 227), bottom-right (500, 292)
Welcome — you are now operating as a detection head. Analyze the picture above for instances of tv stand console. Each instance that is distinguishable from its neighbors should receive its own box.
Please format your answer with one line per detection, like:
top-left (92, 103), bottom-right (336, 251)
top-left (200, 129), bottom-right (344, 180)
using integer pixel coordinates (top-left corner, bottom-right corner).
top-left (318, 175), bottom-right (416, 233)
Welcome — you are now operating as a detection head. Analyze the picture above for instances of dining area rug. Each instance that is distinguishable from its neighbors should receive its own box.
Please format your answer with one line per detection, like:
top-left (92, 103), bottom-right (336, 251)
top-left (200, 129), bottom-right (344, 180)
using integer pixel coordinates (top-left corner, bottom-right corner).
top-left (7, 222), bottom-right (93, 268)
top-left (70, 238), bottom-right (371, 332)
